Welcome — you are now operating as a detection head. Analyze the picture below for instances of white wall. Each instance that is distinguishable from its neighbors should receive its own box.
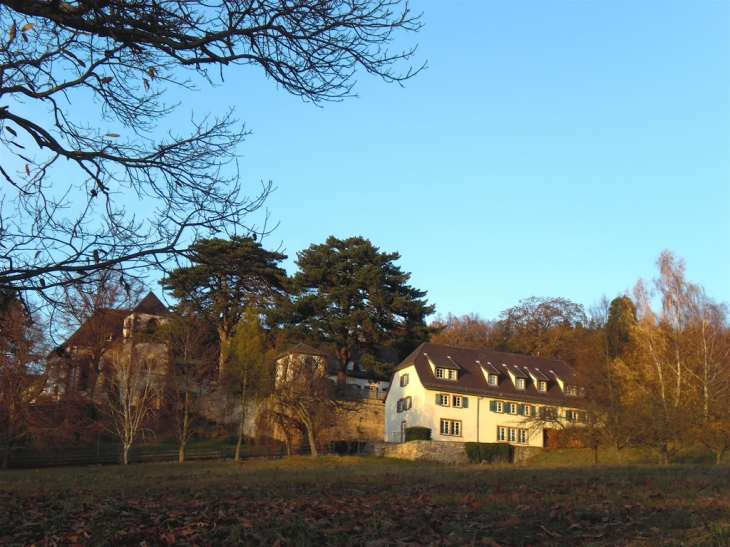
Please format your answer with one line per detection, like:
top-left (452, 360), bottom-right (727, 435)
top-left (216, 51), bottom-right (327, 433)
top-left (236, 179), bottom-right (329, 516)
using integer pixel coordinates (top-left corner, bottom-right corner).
top-left (385, 369), bottom-right (545, 447)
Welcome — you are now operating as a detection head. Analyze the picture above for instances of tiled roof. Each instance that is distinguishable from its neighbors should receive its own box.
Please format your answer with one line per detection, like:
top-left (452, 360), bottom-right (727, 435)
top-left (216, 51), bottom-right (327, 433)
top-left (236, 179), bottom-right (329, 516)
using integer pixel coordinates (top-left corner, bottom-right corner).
top-left (394, 343), bottom-right (580, 405)
top-left (132, 292), bottom-right (168, 316)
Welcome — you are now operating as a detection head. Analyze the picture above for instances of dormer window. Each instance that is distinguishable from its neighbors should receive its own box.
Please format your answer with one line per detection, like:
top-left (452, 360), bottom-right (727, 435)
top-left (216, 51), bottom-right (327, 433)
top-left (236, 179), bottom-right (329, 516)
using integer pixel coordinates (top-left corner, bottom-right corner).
top-left (516, 378), bottom-right (525, 390)
top-left (565, 385), bottom-right (572, 396)
top-left (538, 380), bottom-right (547, 393)
top-left (436, 368), bottom-right (457, 380)
top-left (488, 374), bottom-right (498, 387)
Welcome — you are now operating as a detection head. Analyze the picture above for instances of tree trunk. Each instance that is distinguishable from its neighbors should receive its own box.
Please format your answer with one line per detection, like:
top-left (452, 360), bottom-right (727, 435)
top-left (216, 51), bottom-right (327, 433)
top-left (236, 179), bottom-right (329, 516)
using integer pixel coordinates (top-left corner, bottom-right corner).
top-left (234, 377), bottom-right (247, 462)
top-left (178, 442), bottom-right (186, 463)
top-left (123, 442), bottom-right (131, 465)
top-left (591, 445), bottom-right (598, 466)
top-left (306, 424), bottom-right (318, 459)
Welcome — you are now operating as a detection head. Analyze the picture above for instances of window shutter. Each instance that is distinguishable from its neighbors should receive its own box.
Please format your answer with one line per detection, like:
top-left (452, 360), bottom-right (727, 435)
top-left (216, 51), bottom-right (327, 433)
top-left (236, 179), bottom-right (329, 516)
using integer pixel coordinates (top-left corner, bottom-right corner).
top-left (566, 410), bottom-right (572, 420)
top-left (517, 404), bottom-right (524, 415)
top-left (532, 406), bottom-right (537, 416)
top-left (436, 394), bottom-right (441, 405)
top-left (462, 397), bottom-right (468, 408)
top-left (490, 400), bottom-right (496, 412)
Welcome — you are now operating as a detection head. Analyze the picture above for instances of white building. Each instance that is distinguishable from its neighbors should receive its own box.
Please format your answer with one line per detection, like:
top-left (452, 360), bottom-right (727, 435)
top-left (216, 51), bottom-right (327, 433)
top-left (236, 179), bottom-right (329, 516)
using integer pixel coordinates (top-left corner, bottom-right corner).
top-left (384, 343), bottom-right (583, 447)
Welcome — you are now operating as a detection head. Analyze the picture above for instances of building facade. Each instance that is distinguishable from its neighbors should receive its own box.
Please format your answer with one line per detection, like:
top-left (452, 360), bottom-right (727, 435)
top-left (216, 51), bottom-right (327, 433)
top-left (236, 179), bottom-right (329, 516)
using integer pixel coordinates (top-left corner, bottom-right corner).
top-left (385, 343), bottom-right (583, 446)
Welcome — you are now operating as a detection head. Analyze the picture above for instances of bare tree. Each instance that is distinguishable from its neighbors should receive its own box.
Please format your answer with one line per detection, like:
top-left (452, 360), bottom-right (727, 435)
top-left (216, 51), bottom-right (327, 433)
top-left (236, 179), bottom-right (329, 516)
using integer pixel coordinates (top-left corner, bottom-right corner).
top-left (0, 0), bottom-right (424, 300)
top-left (161, 311), bottom-right (218, 463)
top-left (100, 344), bottom-right (162, 464)
top-left (269, 351), bottom-right (337, 458)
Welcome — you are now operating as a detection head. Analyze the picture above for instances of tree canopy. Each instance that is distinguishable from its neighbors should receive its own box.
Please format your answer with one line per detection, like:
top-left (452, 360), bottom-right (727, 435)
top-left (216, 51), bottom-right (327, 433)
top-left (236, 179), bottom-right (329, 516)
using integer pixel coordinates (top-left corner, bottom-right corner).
top-left (0, 0), bottom-right (423, 301)
top-left (161, 236), bottom-right (286, 370)
top-left (272, 236), bottom-right (434, 374)
top-left (495, 296), bottom-right (587, 360)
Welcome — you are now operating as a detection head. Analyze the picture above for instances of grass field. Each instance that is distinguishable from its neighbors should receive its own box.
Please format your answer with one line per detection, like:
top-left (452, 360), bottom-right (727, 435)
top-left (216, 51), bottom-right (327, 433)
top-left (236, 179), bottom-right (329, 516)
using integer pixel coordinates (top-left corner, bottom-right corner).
top-left (2, 455), bottom-right (729, 547)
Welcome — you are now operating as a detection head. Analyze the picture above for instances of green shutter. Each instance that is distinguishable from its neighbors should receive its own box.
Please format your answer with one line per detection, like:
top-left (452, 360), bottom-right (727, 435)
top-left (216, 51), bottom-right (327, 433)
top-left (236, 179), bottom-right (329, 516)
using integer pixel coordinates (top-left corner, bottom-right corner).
top-left (490, 400), bottom-right (496, 412)
top-left (517, 404), bottom-right (524, 415)
top-left (532, 406), bottom-right (537, 416)
top-left (436, 393), bottom-right (440, 405)
top-left (463, 397), bottom-right (469, 408)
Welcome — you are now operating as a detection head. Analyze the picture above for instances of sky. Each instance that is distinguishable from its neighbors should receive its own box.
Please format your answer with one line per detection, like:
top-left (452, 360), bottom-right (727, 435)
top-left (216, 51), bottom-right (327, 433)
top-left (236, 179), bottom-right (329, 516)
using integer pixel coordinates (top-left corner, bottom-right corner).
top-left (25, 0), bottom-right (722, 322)
top-left (200, 0), bottom-right (728, 321)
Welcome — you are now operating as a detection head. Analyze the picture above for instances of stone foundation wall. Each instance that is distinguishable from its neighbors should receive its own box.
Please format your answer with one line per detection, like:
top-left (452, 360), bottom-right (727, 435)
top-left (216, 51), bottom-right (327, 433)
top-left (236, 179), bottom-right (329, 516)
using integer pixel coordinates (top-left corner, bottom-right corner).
top-left (365, 441), bottom-right (544, 465)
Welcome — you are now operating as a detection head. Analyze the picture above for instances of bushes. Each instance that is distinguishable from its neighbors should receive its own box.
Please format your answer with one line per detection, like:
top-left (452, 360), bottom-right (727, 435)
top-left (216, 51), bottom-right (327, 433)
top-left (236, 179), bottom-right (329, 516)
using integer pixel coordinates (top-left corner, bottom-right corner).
top-left (464, 442), bottom-right (514, 464)
top-left (404, 427), bottom-right (431, 442)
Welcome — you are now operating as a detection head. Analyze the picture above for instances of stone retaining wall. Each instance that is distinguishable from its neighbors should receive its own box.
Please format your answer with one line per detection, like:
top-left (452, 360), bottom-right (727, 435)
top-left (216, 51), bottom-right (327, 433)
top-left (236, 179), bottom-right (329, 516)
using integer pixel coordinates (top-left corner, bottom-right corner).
top-left (365, 440), bottom-right (544, 464)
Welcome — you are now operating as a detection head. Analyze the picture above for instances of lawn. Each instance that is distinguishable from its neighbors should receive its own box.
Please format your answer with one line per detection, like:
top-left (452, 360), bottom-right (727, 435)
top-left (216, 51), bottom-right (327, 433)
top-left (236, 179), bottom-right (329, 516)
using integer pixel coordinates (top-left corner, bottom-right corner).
top-left (1, 456), bottom-right (729, 546)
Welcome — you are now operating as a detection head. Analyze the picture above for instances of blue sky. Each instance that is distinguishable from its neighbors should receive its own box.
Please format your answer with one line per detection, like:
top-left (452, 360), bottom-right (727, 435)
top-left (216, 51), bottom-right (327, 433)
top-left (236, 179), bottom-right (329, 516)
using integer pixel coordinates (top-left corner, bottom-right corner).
top-left (177, 0), bottom-right (729, 320)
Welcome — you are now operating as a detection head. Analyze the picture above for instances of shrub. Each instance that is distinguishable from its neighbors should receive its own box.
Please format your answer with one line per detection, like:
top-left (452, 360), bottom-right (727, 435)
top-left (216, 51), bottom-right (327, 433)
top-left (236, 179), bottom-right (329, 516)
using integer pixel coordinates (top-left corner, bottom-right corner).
top-left (404, 427), bottom-right (431, 442)
top-left (464, 442), bottom-right (514, 464)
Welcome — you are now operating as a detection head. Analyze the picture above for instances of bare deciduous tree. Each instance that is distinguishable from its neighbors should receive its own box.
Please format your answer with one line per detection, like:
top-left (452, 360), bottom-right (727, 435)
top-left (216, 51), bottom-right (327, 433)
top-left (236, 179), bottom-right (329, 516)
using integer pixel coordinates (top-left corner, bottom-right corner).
top-left (269, 351), bottom-right (336, 458)
top-left (161, 311), bottom-right (218, 463)
top-left (100, 344), bottom-right (162, 464)
top-left (0, 0), bottom-right (423, 300)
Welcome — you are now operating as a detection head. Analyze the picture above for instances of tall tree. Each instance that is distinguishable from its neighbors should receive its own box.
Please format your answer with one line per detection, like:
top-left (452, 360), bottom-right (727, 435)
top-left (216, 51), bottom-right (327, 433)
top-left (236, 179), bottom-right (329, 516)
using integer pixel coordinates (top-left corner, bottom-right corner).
top-left (624, 251), bottom-right (730, 464)
top-left (225, 309), bottom-right (275, 461)
top-left (273, 236), bottom-right (435, 375)
top-left (429, 312), bottom-right (497, 349)
top-left (0, 0), bottom-right (423, 302)
top-left (161, 236), bottom-right (287, 372)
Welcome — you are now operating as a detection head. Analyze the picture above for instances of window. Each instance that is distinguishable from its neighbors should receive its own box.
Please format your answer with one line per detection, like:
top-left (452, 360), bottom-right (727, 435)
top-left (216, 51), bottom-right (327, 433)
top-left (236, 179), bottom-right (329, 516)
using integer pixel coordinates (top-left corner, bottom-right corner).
top-left (522, 405), bottom-right (531, 417)
top-left (489, 374), bottom-right (498, 386)
top-left (497, 426), bottom-right (506, 441)
top-left (405, 396), bottom-right (412, 410)
top-left (518, 429), bottom-right (528, 444)
top-left (448, 369), bottom-right (457, 380)
top-left (565, 385), bottom-right (572, 396)
top-left (396, 399), bottom-right (403, 412)
top-left (436, 368), bottom-right (444, 378)
top-left (538, 380), bottom-right (547, 392)
top-left (508, 428), bottom-right (517, 442)
top-left (490, 400), bottom-right (504, 413)
top-left (437, 393), bottom-right (450, 406)
top-left (507, 403), bottom-right (517, 415)
top-left (565, 409), bottom-right (574, 421)
top-left (400, 374), bottom-right (409, 387)
top-left (440, 419), bottom-right (462, 436)
top-left (453, 396), bottom-right (462, 408)
top-left (516, 378), bottom-right (525, 390)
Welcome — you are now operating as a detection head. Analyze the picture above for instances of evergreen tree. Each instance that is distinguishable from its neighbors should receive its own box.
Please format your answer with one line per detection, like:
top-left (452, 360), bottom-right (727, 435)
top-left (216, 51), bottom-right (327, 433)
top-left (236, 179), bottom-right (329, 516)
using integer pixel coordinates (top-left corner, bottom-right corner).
top-left (161, 237), bottom-right (287, 373)
top-left (273, 236), bottom-right (435, 375)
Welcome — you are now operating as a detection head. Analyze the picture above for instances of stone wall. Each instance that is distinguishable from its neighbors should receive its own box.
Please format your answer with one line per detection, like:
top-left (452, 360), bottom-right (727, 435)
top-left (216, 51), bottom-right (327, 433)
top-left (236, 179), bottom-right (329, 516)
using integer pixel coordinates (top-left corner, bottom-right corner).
top-left (319, 398), bottom-right (385, 443)
top-left (371, 440), bottom-right (469, 464)
top-left (365, 440), bottom-right (544, 465)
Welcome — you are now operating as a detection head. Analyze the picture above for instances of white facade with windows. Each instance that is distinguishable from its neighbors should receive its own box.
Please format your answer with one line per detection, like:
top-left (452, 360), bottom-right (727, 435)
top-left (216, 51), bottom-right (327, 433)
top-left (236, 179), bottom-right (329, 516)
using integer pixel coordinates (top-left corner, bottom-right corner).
top-left (384, 343), bottom-right (583, 447)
